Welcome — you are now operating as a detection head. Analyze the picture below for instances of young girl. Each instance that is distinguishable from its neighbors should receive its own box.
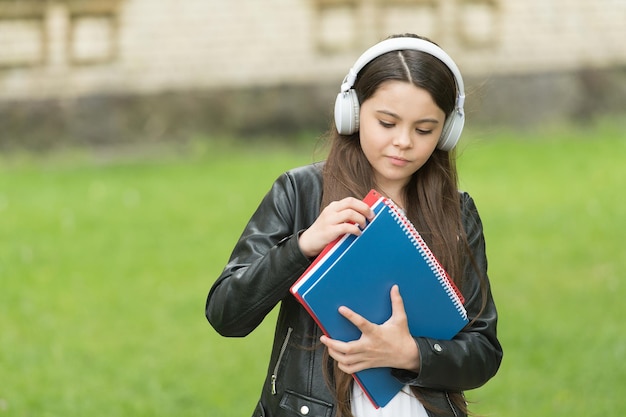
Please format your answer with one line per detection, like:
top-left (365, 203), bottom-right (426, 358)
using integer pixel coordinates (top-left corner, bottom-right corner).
top-left (206, 34), bottom-right (502, 417)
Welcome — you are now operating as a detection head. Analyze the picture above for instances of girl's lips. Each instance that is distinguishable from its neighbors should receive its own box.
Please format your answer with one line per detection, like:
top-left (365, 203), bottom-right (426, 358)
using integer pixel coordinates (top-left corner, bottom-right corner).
top-left (388, 156), bottom-right (410, 166)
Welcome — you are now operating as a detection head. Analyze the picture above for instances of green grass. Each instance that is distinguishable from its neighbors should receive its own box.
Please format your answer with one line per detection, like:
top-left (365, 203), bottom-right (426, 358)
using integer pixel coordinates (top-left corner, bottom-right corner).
top-left (1, 119), bottom-right (624, 416)
top-left (458, 121), bottom-right (626, 416)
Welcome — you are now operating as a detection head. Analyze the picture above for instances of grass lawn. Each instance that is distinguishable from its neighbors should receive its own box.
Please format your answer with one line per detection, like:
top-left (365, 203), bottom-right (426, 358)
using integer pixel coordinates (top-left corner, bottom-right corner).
top-left (1, 119), bottom-right (624, 416)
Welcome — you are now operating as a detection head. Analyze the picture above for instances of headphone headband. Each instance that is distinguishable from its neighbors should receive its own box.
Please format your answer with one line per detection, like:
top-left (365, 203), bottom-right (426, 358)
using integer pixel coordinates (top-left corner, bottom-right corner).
top-left (340, 37), bottom-right (465, 110)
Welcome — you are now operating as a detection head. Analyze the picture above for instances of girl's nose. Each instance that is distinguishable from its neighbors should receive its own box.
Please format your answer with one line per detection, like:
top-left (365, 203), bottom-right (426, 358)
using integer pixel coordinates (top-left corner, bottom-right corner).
top-left (392, 129), bottom-right (413, 148)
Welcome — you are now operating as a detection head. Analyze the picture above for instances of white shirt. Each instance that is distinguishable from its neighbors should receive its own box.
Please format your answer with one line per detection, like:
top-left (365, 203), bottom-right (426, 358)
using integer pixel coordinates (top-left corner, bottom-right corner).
top-left (351, 382), bottom-right (429, 417)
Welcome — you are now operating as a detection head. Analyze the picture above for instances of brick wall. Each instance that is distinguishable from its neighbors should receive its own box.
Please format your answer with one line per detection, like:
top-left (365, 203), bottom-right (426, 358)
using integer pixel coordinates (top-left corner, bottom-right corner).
top-left (1, 0), bottom-right (625, 100)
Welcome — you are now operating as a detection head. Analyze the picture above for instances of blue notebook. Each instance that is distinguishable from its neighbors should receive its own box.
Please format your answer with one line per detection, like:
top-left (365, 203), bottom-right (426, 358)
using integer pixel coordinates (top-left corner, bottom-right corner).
top-left (290, 190), bottom-right (468, 408)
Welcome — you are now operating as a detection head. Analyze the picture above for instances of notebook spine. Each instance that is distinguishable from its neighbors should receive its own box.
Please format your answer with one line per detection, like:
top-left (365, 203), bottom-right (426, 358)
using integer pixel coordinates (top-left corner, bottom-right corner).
top-left (382, 199), bottom-right (467, 320)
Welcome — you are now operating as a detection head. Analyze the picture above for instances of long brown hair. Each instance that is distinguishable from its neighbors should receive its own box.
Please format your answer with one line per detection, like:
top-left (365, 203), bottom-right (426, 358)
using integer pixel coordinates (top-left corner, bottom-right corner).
top-left (321, 34), bottom-right (476, 416)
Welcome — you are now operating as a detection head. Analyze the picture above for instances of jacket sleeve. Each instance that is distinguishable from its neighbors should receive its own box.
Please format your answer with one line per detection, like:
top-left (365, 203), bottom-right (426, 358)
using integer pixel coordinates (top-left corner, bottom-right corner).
top-left (205, 172), bottom-right (313, 337)
top-left (393, 192), bottom-right (503, 391)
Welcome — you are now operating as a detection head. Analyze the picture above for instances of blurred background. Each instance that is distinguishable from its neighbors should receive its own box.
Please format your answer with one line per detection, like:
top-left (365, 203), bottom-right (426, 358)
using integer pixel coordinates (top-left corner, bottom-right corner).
top-left (1, 1), bottom-right (625, 416)
top-left (1, 0), bottom-right (624, 150)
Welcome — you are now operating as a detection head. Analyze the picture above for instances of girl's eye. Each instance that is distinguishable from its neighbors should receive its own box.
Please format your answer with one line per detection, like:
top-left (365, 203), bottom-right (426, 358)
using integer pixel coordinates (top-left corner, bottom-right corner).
top-left (416, 129), bottom-right (433, 135)
top-left (379, 121), bottom-right (395, 128)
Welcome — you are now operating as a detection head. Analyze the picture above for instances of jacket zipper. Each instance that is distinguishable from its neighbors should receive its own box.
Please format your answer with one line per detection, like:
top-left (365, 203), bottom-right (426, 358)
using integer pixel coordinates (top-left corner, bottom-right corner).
top-left (271, 326), bottom-right (293, 395)
top-left (445, 392), bottom-right (459, 417)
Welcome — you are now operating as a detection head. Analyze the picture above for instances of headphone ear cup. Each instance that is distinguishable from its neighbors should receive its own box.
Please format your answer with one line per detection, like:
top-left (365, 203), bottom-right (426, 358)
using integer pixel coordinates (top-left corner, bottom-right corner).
top-left (437, 110), bottom-right (465, 151)
top-left (334, 89), bottom-right (360, 135)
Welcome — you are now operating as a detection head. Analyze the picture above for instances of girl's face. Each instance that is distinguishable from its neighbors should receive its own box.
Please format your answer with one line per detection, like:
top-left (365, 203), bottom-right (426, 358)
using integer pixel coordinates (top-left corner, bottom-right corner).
top-left (359, 80), bottom-right (446, 195)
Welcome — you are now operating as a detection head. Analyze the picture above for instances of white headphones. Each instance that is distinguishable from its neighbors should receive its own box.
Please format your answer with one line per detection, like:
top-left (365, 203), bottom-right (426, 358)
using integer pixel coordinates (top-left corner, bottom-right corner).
top-left (334, 37), bottom-right (466, 151)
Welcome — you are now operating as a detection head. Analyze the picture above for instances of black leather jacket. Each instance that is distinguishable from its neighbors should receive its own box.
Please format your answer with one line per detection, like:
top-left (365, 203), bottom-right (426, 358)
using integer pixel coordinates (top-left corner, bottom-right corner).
top-left (206, 163), bottom-right (502, 417)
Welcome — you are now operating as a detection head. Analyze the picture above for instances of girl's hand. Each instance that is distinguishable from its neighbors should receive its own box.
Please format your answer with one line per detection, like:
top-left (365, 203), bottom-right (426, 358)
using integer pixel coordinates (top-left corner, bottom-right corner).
top-left (320, 285), bottom-right (421, 375)
top-left (298, 197), bottom-right (374, 258)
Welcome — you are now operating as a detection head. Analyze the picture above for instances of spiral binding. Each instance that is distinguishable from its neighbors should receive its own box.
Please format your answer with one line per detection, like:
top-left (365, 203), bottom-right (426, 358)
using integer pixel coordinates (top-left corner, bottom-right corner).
top-left (382, 198), bottom-right (467, 320)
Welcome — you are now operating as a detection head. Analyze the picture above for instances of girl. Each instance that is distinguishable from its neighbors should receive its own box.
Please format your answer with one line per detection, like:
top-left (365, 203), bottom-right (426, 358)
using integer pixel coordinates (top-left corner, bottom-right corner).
top-left (206, 34), bottom-right (502, 417)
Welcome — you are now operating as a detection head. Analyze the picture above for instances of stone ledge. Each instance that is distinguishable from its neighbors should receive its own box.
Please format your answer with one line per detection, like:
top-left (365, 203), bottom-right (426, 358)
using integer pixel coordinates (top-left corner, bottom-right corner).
top-left (1, 66), bottom-right (624, 151)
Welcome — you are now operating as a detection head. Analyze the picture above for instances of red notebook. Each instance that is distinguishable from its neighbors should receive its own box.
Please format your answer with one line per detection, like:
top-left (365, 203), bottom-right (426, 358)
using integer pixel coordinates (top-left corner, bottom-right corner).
top-left (290, 190), bottom-right (467, 408)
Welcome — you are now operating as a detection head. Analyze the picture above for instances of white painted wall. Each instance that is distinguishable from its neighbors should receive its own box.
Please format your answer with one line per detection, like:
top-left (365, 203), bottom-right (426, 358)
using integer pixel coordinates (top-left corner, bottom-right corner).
top-left (1, 0), bottom-right (625, 100)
